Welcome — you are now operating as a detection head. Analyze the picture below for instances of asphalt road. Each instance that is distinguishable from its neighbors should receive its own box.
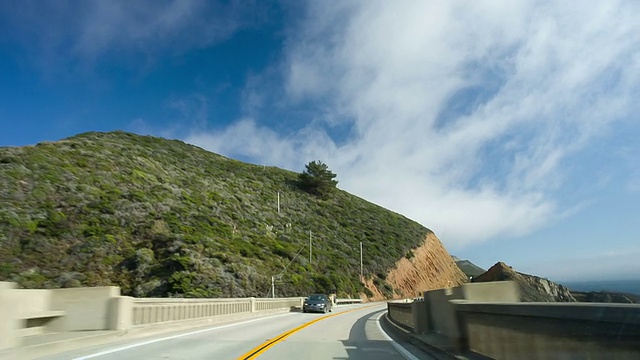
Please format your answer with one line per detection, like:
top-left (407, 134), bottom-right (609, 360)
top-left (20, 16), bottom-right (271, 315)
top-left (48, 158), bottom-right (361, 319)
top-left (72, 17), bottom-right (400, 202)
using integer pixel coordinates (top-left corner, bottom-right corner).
top-left (41, 303), bottom-right (434, 360)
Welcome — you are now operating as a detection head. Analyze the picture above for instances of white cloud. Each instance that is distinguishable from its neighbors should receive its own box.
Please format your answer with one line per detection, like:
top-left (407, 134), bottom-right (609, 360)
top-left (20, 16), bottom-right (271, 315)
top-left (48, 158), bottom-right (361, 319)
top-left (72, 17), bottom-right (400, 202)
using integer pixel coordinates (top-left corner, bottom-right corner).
top-left (71, 0), bottom-right (262, 59)
top-left (186, 118), bottom-right (339, 169)
top-left (167, 94), bottom-right (211, 129)
top-left (187, 1), bottom-right (640, 247)
top-left (0, 0), bottom-right (267, 69)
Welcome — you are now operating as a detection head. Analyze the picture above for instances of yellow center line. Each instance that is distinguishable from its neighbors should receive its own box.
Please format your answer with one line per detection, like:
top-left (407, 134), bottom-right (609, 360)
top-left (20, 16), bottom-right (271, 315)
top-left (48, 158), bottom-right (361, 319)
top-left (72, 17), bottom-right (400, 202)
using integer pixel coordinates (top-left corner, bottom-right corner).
top-left (237, 304), bottom-right (381, 360)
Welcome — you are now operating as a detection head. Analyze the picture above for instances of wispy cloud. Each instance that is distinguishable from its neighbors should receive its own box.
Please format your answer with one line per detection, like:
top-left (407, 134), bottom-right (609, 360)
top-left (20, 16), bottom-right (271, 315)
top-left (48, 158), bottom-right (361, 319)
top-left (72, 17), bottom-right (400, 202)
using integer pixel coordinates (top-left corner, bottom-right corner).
top-left (187, 1), bottom-right (639, 247)
top-left (187, 118), bottom-right (337, 167)
top-left (524, 246), bottom-right (640, 282)
top-left (0, 0), bottom-right (268, 72)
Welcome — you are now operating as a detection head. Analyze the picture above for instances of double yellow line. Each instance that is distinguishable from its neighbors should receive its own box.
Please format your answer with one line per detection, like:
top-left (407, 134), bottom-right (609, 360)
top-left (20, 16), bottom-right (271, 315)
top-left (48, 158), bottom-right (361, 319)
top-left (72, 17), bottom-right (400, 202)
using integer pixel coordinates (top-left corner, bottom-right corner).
top-left (238, 304), bottom-right (379, 359)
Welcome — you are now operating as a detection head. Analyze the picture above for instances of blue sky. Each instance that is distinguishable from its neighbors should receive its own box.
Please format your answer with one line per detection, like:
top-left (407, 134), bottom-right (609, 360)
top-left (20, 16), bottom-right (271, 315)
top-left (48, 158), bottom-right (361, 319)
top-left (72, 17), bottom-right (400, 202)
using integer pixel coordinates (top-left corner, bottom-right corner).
top-left (1, 1), bottom-right (639, 282)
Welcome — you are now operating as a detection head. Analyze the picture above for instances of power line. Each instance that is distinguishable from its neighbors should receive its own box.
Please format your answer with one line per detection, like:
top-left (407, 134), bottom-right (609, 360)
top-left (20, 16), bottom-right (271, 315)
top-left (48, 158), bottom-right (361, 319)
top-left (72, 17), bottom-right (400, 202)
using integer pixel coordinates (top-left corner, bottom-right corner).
top-left (271, 243), bottom-right (306, 298)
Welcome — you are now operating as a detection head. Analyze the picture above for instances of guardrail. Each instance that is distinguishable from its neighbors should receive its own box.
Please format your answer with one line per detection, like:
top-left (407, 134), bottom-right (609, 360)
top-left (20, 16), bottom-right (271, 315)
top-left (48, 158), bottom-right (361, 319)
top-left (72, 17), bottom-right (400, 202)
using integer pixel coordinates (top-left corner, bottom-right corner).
top-left (132, 298), bottom-right (249, 326)
top-left (387, 301), bottom-right (415, 330)
top-left (335, 298), bottom-right (363, 305)
top-left (256, 297), bottom-right (303, 311)
top-left (1, 283), bottom-right (121, 350)
top-left (132, 297), bottom-right (303, 327)
top-left (385, 281), bottom-right (640, 359)
top-left (452, 300), bottom-right (640, 359)
top-left (0, 281), bottom-right (306, 351)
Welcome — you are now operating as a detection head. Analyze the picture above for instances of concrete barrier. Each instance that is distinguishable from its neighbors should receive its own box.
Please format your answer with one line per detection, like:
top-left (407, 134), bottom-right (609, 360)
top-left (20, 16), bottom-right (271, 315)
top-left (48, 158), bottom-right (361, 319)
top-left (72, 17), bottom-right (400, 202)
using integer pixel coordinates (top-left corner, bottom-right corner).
top-left (424, 288), bottom-right (458, 339)
top-left (109, 296), bottom-right (134, 331)
top-left (11, 289), bottom-right (52, 319)
top-left (0, 282), bottom-right (19, 350)
top-left (132, 297), bottom-right (252, 326)
top-left (49, 286), bottom-right (120, 332)
top-left (255, 297), bottom-right (303, 312)
top-left (451, 281), bottom-right (519, 302)
top-left (336, 298), bottom-right (363, 305)
top-left (386, 281), bottom-right (640, 359)
top-left (387, 299), bottom-right (429, 335)
top-left (129, 297), bottom-right (303, 327)
top-left (453, 301), bottom-right (640, 359)
top-left (387, 301), bottom-right (415, 330)
top-left (0, 282), bottom-right (305, 352)
top-left (0, 282), bottom-right (67, 343)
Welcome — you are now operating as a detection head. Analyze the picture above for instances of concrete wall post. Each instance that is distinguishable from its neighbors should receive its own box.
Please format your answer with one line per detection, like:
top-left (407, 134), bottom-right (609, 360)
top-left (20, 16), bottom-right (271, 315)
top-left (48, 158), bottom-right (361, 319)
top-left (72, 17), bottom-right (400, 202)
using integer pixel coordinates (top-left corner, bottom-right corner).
top-left (0, 282), bottom-right (18, 351)
top-left (425, 288), bottom-right (460, 338)
top-left (109, 296), bottom-right (133, 330)
top-left (413, 300), bottom-right (428, 334)
top-left (249, 297), bottom-right (256, 313)
top-left (453, 281), bottom-right (519, 302)
top-left (49, 286), bottom-right (121, 331)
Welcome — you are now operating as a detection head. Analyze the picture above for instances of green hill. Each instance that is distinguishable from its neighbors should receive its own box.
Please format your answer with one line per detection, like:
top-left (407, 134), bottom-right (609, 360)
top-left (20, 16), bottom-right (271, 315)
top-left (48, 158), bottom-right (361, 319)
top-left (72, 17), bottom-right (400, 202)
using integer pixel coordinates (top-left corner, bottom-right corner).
top-left (0, 131), bottom-right (430, 298)
top-left (452, 256), bottom-right (486, 278)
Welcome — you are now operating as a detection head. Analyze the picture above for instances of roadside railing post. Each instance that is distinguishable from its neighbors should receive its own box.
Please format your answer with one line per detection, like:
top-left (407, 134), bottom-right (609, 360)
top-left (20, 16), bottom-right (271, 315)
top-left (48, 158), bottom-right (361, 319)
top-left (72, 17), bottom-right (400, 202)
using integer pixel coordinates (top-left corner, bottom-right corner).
top-left (250, 297), bottom-right (256, 313)
top-left (109, 296), bottom-right (133, 330)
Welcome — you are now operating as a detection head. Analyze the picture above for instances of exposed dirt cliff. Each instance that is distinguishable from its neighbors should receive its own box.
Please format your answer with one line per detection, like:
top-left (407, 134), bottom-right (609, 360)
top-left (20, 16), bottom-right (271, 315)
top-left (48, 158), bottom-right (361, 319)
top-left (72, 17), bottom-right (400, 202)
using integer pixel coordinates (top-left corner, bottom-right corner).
top-left (364, 232), bottom-right (468, 300)
top-left (473, 262), bottom-right (576, 302)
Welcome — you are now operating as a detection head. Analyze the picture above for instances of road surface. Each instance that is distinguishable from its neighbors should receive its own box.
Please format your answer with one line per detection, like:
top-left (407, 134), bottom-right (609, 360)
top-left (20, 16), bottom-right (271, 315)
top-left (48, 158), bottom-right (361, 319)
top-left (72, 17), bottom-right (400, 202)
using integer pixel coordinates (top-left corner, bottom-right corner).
top-left (42, 303), bottom-right (434, 359)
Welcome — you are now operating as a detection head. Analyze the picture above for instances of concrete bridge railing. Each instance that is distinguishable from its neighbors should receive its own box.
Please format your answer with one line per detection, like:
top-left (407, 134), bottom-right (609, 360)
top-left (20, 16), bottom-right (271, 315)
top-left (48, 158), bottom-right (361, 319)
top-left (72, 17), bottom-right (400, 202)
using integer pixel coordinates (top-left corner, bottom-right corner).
top-left (0, 281), bottom-right (304, 351)
top-left (386, 281), bottom-right (640, 359)
top-left (129, 297), bottom-right (302, 327)
top-left (335, 298), bottom-right (363, 305)
top-left (386, 300), bottom-right (415, 330)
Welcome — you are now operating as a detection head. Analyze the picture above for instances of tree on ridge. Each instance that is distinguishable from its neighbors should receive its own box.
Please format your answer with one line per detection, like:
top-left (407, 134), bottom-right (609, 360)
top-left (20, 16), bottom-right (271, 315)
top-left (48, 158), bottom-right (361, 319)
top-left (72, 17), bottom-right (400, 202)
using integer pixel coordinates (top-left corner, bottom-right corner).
top-left (298, 160), bottom-right (338, 198)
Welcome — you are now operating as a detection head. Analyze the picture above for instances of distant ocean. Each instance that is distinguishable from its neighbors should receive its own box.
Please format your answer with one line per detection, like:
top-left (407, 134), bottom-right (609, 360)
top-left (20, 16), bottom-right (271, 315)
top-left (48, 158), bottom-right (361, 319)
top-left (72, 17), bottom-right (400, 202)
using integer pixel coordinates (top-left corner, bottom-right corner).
top-left (563, 280), bottom-right (640, 295)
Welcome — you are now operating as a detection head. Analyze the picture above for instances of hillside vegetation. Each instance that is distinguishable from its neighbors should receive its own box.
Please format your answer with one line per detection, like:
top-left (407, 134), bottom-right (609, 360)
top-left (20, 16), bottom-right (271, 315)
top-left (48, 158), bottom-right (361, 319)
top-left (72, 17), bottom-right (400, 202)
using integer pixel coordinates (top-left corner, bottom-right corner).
top-left (0, 131), bottom-right (430, 298)
top-left (451, 256), bottom-right (486, 278)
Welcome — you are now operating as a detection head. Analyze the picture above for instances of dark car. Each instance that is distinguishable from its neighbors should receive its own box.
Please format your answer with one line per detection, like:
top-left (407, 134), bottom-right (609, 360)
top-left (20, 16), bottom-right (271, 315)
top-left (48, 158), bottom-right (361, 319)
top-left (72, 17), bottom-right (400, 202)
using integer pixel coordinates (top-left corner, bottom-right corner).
top-left (303, 294), bottom-right (333, 313)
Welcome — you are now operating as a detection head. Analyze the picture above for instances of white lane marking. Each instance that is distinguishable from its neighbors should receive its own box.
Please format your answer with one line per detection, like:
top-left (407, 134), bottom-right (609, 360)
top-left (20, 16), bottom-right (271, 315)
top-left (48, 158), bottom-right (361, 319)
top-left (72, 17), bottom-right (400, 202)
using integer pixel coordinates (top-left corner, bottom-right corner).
top-left (375, 312), bottom-right (420, 360)
top-left (71, 313), bottom-right (296, 360)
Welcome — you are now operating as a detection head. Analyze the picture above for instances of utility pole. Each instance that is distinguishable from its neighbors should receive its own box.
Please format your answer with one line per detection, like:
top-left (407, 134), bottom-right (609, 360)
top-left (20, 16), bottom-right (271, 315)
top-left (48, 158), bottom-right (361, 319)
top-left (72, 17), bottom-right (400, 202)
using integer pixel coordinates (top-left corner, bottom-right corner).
top-left (360, 241), bottom-right (363, 279)
top-left (309, 231), bottom-right (313, 265)
top-left (277, 191), bottom-right (280, 214)
top-left (271, 275), bottom-right (275, 298)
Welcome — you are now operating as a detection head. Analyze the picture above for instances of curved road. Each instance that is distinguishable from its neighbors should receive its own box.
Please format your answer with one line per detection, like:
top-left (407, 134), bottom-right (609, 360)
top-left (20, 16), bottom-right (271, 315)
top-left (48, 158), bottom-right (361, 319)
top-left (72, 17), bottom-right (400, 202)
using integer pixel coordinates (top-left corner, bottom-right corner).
top-left (42, 304), bottom-right (434, 359)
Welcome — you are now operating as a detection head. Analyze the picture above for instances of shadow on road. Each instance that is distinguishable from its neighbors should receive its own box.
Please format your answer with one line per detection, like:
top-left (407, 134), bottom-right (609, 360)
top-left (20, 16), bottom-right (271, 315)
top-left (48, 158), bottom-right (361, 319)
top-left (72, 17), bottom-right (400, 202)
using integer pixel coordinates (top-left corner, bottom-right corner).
top-left (333, 309), bottom-right (414, 360)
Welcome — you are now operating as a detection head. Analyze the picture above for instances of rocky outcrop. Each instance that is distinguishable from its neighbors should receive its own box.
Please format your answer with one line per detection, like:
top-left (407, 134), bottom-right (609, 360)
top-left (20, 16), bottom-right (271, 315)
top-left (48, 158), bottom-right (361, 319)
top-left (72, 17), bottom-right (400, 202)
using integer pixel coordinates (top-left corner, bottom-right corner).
top-left (364, 232), bottom-right (468, 300)
top-left (473, 262), bottom-right (576, 302)
top-left (572, 291), bottom-right (640, 304)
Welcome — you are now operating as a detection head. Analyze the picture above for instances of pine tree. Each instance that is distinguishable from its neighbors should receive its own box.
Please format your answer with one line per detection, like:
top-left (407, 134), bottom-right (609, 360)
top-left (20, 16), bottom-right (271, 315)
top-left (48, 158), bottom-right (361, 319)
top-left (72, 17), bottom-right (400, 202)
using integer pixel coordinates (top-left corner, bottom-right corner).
top-left (298, 161), bottom-right (338, 198)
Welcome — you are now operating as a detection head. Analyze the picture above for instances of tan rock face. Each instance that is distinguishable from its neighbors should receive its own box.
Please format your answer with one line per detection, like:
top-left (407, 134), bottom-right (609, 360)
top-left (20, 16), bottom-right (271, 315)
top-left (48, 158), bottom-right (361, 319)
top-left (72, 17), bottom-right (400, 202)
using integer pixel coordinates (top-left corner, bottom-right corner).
top-left (361, 278), bottom-right (386, 300)
top-left (364, 232), bottom-right (468, 300)
top-left (473, 262), bottom-right (576, 302)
